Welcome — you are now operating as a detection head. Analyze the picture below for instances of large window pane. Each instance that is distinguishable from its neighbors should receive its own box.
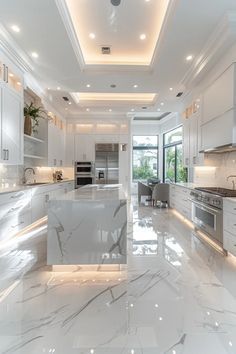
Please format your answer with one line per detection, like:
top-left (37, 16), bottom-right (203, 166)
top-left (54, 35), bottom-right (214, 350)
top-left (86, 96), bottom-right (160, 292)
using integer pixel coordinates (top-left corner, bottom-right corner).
top-left (164, 146), bottom-right (175, 182)
top-left (163, 127), bottom-right (187, 183)
top-left (132, 135), bottom-right (158, 181)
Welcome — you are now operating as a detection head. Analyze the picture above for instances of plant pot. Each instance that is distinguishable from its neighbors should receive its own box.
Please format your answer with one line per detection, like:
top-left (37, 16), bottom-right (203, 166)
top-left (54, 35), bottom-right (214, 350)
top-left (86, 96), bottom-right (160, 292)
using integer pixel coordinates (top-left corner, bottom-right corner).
top-left (24, 115), bottom-right (32, 136)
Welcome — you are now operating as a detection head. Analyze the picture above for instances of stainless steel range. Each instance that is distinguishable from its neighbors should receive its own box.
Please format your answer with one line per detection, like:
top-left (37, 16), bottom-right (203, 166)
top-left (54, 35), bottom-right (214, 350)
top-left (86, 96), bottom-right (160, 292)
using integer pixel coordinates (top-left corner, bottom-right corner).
top-left (190, 187), bottom-right (236, 245)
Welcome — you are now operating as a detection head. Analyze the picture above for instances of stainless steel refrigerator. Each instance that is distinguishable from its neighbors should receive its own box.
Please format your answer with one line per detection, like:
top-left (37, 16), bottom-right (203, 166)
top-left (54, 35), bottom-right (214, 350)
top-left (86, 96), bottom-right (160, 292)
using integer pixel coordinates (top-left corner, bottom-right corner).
top-left (95, 143), bottom-right (119, 184)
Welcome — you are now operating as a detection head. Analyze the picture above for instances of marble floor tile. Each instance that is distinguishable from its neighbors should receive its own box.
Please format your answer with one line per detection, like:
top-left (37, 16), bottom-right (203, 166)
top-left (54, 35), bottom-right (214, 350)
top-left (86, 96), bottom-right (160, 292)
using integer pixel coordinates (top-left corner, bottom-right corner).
top-left (0, 200), bottom-right (236, 353)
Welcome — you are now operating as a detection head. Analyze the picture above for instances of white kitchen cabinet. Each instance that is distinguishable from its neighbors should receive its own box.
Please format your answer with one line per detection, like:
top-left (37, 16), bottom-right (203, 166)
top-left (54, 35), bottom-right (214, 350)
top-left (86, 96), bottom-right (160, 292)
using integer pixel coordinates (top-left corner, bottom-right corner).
top-left (0, 85), bottom-right (23, 164)
top-left (223, 199), bottom-right (236, 256)
top-left (65, 133), bottom-right (75, 167)
top-left (170, 184), bottom-right (192, 220)
top-left (48, 122), bottom-right (65, 167)
top-left (183, 110), bottom-right (203, 168)
top-left (75, 134), bottom-right (95, 161)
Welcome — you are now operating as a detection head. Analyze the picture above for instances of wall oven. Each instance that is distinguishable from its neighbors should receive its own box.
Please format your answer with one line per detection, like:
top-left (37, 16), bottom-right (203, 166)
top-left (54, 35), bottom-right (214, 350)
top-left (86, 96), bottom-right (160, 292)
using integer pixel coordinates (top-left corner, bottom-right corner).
top-left (74, 161), bottom-right (95, 188)
top-left (75, 162), bottom-right (94, 175)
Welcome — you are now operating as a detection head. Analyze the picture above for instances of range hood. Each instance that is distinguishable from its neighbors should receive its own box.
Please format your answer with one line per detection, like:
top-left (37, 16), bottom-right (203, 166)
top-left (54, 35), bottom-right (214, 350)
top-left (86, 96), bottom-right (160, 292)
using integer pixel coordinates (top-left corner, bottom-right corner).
top-left (199, 143), bottom-right (236, 154)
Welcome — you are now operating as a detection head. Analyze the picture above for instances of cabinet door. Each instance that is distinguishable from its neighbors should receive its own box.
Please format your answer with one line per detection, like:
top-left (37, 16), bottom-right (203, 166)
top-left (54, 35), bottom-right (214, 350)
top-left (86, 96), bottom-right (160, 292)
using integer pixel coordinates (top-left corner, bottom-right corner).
top-left (1, 86), bottom-right (23, 164)
top-left (189, 116), bottom-right (198, 166)
top-left (65, 133), bottom-right (75, 166)
top-left (48, 122), bottom-right (57, 167)
top-left (75, 135), bottom-right (95, 161)
top-left (31, 193), bottom-right (47, 223)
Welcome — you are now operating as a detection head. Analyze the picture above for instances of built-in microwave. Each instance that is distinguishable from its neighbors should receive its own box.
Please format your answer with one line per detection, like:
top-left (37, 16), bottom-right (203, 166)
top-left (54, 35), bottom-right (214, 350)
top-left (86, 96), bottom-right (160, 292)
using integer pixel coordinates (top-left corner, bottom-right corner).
top-left (75, 175), bottom-right (95, 188)
top-left (75, 161), bottom-right (95, 175)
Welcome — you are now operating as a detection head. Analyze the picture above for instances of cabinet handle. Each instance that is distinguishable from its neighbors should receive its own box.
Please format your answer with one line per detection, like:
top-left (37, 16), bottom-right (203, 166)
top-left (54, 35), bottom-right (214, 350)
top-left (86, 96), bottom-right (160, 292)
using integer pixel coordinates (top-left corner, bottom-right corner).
top-left (45, 194), bottom-right (49, 203)
top-left (193, 156), bottom-right (196, 165)
top-left (54, 158), bottom-right (56, 166)
top-left (60, 160), bottom-right (62, 166)
top-left (3, 149), bottom-right (7, 160)
top-left (7, 205), bottom-right (22, 214)
top-left (7, 149), bottom-right (9, 160)
top-left (185, 158), bottom-right (189, 165)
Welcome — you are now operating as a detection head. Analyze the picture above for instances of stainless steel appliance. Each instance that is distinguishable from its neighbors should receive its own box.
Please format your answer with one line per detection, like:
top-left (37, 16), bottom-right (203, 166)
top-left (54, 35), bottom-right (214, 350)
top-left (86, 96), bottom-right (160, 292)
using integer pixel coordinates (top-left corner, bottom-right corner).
top-left (190, 187), bottom-right (236, 244)
top-left (95, 143), bottom-right (119, 184)
top-left (74, 161), bottom-right (95, 188)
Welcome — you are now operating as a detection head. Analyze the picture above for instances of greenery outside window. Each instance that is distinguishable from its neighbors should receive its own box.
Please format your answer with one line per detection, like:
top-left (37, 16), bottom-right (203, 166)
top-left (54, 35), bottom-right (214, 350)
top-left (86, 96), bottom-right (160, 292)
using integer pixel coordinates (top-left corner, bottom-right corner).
top-left (133, 136), bottom-right (158, 181)
top-left (163, 127), bottom-right (187, 183)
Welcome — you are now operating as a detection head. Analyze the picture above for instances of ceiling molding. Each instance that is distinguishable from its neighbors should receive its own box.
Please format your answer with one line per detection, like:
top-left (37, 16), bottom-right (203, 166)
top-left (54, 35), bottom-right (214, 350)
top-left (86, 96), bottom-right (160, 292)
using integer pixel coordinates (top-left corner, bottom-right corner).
top-left (149, 0), bottom-right (179, 71)
top-left (180, 11), bottom-right (236, 90)
top-left (55, 0), bottom-right (86, 71)
top-left (0, 23), bottom-right (34, 74)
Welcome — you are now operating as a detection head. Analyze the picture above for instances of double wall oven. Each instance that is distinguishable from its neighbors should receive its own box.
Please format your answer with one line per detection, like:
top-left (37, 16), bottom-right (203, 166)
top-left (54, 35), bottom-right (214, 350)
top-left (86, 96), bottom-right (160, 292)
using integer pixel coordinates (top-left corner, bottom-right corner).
top-left (74, 162), bottom-right (95, 188)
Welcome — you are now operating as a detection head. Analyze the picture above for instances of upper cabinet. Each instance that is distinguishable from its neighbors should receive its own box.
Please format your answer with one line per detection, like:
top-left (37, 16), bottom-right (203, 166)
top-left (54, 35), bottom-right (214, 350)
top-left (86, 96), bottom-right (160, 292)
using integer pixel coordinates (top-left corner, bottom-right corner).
top-left (47, 116), bottom-right (66, 167)
top-left (200, 64), bottom-right (236, 151)
top-left (182, 99), bottom-right (203, 167)
top-left (0, 52), bottom-right (24, 165)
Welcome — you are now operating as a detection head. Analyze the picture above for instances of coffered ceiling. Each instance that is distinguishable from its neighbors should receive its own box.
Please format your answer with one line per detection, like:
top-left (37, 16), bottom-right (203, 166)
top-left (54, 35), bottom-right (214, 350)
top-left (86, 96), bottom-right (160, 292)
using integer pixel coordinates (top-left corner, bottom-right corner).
top-left (1, 0), bottom-right (236, 119)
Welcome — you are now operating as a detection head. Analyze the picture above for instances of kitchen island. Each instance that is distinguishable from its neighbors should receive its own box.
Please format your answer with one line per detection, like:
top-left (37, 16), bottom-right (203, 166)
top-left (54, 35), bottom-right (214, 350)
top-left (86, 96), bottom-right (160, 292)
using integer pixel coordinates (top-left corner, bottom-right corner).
top-left (47, 184), bottom-right (127, 266)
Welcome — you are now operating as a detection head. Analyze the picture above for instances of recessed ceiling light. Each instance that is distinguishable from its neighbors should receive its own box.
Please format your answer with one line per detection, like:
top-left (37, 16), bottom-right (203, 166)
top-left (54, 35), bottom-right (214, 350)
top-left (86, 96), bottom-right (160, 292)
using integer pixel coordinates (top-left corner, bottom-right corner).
top-left (160, 102), bottom-right (164, 106)
top-left (9, 73), bottom-right (14, 78)
top-left (109, 109), bottom-right (112, 112)
top-left (57, 86), bottom-right (61, 90)
top-left (89, 33), bottom-right (95, 39)
top-left (131, 108), bottom-right (135, 112)
top-left (47, 87), bottom-right (50, 90)
top-left (133, 84), bottom-right (138, 88)
top-left (86, 84), bottom-right (91, 88)
top-left (11, 25), bottom-right (20, 33)
top-left (140, 34), bottom-right (146, 40)
top-left (169, 87), bottom-right (173, 91)
top-left (86, 108), bottom-right (90, 112)
top-left (17, 81), bottom-right (21, 86)
top-left (68, 102), bottom-right (72, 105)
top-left (186, 55), bottom-right (193, 61)
top-left (145, 0), bottom-right (150, 2)
top-left (31, 52), bottom-right (39, 58)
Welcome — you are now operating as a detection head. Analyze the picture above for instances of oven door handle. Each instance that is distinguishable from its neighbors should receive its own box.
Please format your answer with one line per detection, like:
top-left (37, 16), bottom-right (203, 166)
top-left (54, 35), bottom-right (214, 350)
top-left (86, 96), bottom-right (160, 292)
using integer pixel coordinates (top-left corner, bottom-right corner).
top-left (189, 198), bottom-right (221, 214)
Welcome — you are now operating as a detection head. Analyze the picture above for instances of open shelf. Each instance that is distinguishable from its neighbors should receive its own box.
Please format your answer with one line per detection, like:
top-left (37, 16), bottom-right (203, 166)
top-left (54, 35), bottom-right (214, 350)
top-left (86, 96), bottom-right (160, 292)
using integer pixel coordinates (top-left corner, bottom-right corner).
top-left (24, 134), bottom-right (45, 143)
top-left (24, 154), bottom-right (45, 160)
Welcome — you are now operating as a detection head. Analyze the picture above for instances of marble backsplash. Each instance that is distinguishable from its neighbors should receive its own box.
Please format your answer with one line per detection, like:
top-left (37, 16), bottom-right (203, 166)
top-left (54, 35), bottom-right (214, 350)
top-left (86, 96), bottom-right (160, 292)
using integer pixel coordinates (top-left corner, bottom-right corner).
top-left (194, 151), bottom-right (236, 188)
top-left (0, 164), bottom-right (74, 187)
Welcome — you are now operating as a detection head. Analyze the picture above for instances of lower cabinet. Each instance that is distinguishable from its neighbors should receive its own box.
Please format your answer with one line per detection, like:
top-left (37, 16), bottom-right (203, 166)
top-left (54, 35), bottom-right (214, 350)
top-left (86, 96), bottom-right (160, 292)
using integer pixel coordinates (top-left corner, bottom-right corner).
top-left (0, 181), bottom-right (75, 242)
top-left (170, 184), bottom-right (192, 220)
top-left (223, 199), bottom-right (236, 256)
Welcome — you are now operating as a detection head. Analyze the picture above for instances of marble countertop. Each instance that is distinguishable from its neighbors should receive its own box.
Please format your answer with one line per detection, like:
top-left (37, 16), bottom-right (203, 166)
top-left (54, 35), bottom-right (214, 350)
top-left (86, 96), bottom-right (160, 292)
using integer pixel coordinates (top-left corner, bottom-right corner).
top-left (0, 179), bottom-right (74, 195)
top-left (62, 184), bottom-right (126, 201)
top-left (224, 197), bottom-right (236, 203)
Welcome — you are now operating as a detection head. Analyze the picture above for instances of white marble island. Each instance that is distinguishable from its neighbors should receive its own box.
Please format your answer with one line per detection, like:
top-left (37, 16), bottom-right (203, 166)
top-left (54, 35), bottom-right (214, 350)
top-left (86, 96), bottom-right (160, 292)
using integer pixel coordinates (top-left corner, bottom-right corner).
top-left (47, 184), bottom-right (127, 265)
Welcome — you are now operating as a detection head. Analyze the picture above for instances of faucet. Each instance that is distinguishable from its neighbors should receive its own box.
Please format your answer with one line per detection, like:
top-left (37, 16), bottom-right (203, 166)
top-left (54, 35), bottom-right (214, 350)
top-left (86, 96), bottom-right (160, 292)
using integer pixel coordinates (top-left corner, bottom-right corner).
top-left (23, 167), bottom-right (35, 184)
top-left (226, 175), bottom-right (236, 190)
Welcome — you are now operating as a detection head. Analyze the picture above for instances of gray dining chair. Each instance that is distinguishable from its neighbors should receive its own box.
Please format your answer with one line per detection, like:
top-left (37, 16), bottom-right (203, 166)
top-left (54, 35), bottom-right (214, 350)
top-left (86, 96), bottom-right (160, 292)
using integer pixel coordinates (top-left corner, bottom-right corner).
top-left (138, 181), bottom-right (152, 204)
top-left (152, 183), bottom-right (170, 207)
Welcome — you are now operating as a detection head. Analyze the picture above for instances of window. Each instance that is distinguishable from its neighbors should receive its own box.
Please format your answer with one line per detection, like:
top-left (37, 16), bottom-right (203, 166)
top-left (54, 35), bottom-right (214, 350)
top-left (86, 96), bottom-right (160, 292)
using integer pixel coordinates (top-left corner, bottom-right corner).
top-left (132, 135), bottom-right (158, 181)
top-left (163, 127), bottom-right (187, 183)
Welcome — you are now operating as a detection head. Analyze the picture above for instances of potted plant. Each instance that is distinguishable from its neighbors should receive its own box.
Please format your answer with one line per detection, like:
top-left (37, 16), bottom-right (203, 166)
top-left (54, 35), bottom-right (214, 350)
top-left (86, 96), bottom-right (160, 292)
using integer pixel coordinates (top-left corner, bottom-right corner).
top-left (24, 102), bottom-right (48, 136)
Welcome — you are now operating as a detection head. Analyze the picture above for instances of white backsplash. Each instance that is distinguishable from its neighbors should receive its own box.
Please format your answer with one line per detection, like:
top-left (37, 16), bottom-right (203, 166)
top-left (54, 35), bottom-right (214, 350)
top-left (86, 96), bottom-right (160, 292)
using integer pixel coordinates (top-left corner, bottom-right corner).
top-left (0, 164), bottom-right (74, 187)
top-left (194, 151), bottom-right (236, 188)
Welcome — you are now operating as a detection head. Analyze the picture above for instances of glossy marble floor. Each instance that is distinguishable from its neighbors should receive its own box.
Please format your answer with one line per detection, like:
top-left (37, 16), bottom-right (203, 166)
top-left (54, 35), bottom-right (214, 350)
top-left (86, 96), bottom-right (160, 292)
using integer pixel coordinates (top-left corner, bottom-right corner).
top-left (1, 200), bottom-right (236, 354)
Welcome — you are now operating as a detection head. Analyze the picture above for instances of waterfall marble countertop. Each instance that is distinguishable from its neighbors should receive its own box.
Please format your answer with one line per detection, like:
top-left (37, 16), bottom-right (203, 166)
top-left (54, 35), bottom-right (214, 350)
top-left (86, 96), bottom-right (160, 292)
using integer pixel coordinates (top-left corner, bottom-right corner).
top-left (47, 184), bottom-right (127, 265)
top-left (0, 179), bottom-right (75, 195)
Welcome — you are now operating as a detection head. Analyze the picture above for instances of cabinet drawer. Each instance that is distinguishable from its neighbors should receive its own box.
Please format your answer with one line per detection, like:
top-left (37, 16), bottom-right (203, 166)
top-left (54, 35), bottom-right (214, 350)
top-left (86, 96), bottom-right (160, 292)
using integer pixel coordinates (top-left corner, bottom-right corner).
top-left (223, 200), bottom-right (236, 215)
top-left (224, 212), bottom-right (236, 236)
top-left (0, 211), bottom-right (31, 243)
top-left (0, 189), bottom-right (31, 206)
top-left (224, 230), bottom-right (236, 256)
